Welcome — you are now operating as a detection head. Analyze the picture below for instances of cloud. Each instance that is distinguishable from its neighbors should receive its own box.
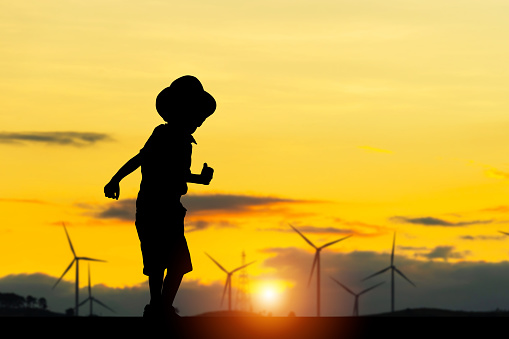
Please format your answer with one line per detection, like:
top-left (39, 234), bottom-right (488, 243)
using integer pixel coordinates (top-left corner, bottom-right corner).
top-left (0, 131), bottom-right (112, 146)
top-left (399, 246), bottom-right (428, 251)
top-left (482, 206), bottom-right (509, 213)
top-left (181, 194), bottom-right (311, 214)
top-left (185, 219), bottom-right (239, 232)
top-left (417, 246), bottom-right (469, 261)
top-left (390, 216), bottom-right (494, 227)
top-left (459, 235), bottom-right (504, 241)
top-left (94, 199), bottom-right (136, 221)
top-left (91, 194), bottom-right (311, 223)
top-left (0, 273), bottom-right (233, 317)
top-left (6, 250), bottom-right (509, 316)
top-left (263, 225), bottom-right (352, 235)
top-left (0, 198), bottom-right (49, 204)
top-left (334, 218), bottom-right (393, 237)
top-left (257, 248), bottom-right (509, 315)
top-left (484, 168), bottom-right (509, 180)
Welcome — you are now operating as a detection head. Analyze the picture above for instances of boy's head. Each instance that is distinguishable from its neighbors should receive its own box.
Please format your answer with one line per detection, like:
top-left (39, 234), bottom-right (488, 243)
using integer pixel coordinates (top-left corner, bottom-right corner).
top-left (156, 75), bottom-right (216, 128)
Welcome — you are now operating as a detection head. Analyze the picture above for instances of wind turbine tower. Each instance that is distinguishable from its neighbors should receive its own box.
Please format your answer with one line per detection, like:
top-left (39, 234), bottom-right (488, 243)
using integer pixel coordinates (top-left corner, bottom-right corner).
top-left (330, 277), bottom-right (384, 316)
top-left (78, 264), bottom-right (115, 316)
top-left (361, 232), bottom-right (415, 313)
top-left (289, 224), bottom-right (352, 317)
top-left (205, 252), bottom-right (255, 312)
top-left (53, 224), bottom-right (106, 316)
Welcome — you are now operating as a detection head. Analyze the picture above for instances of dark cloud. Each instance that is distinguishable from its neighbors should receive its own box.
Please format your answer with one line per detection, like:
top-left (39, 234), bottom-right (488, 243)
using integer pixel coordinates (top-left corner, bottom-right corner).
top-left (261, 218), bottom-right (390, 238)
top-left (0, 198), bottom-right (48, 204)
top-left (258, 248), bottom-right (509, 316)
top-left (263, 225), bottom-right (352, 234)
top-left (460, 235), bottom-right (504, 241)
top-left (95, 199), bottom-right (136, 221)
top-left (399, 246), bottom-right (428, 251)
top-left (417, 246), bottom-right (469, 261)
top-left (93, 194), bottom-right (310, 223)
top-left (5, 250), bottom-right (509, 316)
top-left (390, 216), bottom-right (494, 227)
top-left (180, 194), bottom-right (310, 213)
top-left (0, 131), bottom-right (112, 146)
top-left (0, 273), bottom-right (234, 317)
top-left (185, 219), bottom-right (238, 232)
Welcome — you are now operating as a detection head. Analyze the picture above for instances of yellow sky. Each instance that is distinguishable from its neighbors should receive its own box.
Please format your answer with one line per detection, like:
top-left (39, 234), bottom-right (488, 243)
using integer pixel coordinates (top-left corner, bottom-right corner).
top-left (2, 0), bottom-right (509, 300)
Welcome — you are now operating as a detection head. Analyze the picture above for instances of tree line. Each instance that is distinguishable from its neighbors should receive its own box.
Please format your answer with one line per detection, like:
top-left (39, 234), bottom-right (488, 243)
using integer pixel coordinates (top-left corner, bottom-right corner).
top-left (0, 292), bottom-right (48, 310)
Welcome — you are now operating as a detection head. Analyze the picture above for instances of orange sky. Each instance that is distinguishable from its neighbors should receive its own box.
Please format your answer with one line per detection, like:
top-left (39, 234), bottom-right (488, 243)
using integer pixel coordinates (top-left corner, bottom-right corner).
top-left (2, 0), bottom-right (509, 315)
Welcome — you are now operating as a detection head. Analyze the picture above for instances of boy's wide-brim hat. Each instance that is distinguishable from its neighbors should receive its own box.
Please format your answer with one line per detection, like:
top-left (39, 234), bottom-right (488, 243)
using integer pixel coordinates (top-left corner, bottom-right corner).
top-left (156, 75), bottom-right (216, 122)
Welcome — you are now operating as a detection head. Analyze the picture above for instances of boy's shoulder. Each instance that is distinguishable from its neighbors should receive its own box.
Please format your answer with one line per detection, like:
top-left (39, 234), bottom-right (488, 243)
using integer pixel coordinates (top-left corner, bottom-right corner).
top-left (148, 124), bottom-right (196, 144)
top-left (152, 123), bottom-right (168, 133)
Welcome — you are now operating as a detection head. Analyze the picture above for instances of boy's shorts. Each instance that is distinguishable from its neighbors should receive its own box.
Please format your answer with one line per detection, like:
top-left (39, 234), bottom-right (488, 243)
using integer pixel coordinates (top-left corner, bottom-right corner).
top-left (135, 202), bottom-right (193, 276)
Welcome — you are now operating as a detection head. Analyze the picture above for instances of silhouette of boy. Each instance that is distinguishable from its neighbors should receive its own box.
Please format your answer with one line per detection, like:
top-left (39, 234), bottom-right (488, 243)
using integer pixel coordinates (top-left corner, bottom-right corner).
top-left (104, 75), bottom-right (216, 319)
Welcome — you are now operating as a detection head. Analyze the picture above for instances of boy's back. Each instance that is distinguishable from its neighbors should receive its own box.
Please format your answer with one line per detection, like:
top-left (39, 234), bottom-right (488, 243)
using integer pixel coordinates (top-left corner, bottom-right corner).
top-left (137, 123), bottom-right (195, 205)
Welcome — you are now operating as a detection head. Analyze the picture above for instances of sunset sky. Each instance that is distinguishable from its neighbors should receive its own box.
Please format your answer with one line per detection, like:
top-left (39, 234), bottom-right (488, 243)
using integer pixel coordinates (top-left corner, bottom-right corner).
top-left (2, 0), bottom-right (509, 316)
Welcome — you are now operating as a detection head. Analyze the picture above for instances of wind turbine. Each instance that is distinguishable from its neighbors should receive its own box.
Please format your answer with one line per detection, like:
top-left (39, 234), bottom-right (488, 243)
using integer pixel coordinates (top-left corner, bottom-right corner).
top-left (78, 264), bottom-right (115, 316)
top-left (330, 277), bottom-right (384, 316)
top-left (52, 224), bottom-right (106, 316)
top-left (361, 232), bottom-right (415, 313)
top-left (205, 252), bottom-right (255, 312)
top-left (289, 224), bottom-right (352, 317)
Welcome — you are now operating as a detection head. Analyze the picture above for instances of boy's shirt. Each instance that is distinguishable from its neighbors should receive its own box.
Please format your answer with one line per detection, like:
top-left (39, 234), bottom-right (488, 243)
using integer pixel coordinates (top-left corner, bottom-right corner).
top-left (137, 124), bottom-right (195, 207)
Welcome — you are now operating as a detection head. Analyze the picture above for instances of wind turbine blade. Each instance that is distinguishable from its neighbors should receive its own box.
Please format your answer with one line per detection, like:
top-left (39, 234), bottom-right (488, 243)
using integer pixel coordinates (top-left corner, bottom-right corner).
top-left (78, 297), bottom-right (91, 307)
top-left (205, 253), bottom-right (229, 274)
top-left (319, 235), bottom-right (352, 250)
top-left (499, 231), bottom-right (509, 236)
top-left (391, 232), bottom-right (396, 266)
top-left (52, 259), bottom-right (75, 289)
top-left (394, 267), bottom-right (416, 287)
top-left (289, 224), bottom-right (317, 249)
top-left (78, 257), bottom-right (107, 262)
top-left (361, 266), bottom-right (391, 282)
top-left (329, 276), bottom-right (355, 296)
top-left (307, 253), bottom-right (318, 287)
top-left (63, 224), bottom-right (76, 258)
top-left (221, 275), bottom-right (230, 306)
top-left (93, 298), bottom-right (116, 313)
top-left (358, 281), bottom-right (385, 296)
top-left (230, 261), bottom-right (256, 274)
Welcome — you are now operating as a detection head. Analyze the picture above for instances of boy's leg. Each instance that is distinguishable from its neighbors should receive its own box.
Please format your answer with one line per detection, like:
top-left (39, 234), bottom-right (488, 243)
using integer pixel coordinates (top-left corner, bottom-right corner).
top-left (162, 271), bottom-right (183, 315)
top-left (148, 271), bottom-right (164, 307)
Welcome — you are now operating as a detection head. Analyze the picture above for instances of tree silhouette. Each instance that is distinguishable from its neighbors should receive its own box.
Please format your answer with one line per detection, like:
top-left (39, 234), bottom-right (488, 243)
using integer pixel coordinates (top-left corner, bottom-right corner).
top-left (38, 297), bottom-right (48, 310)
top-left (0, 293), bottom-right (25, 308)
top-left (26, 295), bottom-right (36, 308)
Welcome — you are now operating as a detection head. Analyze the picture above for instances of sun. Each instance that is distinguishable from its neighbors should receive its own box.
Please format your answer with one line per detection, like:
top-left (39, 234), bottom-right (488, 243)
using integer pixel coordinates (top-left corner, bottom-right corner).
top-left (262, 287), bottom-right (277, 302)
top-left (252, 279), bottom-right (293, 313)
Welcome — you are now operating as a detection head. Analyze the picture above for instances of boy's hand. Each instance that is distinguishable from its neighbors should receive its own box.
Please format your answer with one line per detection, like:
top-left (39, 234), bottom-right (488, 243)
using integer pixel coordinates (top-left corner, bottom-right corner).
top-left (104, 180), bottom-right (120, 200)
top-left (200, 163), bottom-right (214, 185)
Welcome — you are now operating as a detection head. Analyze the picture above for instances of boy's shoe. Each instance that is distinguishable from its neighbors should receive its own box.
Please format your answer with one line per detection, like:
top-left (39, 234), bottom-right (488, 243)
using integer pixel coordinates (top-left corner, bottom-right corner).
top-left (143, 304), bottom-right (163, 319)
top-left (164, 306), bottom-right (181, 321)
top-left (170, 306), bottom-right (181, 319)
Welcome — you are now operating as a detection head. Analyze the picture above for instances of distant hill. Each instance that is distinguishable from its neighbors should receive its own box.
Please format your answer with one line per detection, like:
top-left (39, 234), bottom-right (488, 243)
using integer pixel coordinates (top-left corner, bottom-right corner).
top-left (367, 307), bottom-right (509, 317)
top-left (0, 307), bottom-right (65, 317)
top-left (193, 310), bottom-right (263, 317)
top-left (2, 307), bottom-right (509, 317)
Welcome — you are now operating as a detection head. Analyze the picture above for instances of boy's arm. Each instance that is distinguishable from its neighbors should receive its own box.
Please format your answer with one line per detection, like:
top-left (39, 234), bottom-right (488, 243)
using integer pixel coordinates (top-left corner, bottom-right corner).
top-left (104, 153), bottom-right (142, 200)
top-left (187, 163), bottom-right (214, 185)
